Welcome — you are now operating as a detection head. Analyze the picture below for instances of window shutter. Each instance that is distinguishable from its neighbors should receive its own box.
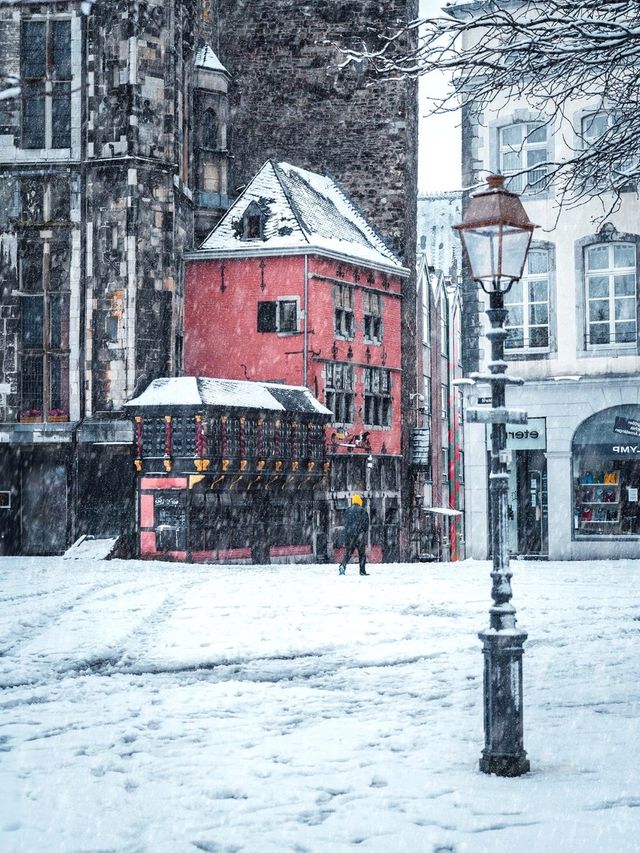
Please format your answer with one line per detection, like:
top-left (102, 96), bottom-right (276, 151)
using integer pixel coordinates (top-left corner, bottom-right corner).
top-left (257, 301), bottom-right (277, 332)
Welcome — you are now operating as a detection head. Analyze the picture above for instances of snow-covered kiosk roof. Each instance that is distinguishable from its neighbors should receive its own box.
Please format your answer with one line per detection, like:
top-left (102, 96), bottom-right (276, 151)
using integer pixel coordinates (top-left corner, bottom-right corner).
top-left (190, 160), bottom-right (409, 275)
top-left (125, 377), bottom-right (333, 417)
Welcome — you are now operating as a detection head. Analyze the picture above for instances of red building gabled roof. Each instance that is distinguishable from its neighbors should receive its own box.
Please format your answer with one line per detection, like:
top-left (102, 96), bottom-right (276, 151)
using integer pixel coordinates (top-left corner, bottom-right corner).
top-left (192, 160), bottom-right (408, 276)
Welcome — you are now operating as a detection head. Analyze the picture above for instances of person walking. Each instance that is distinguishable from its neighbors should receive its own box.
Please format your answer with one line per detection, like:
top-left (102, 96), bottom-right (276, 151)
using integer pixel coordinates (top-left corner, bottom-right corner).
top-left (339, 494), bottom-right (370, 576)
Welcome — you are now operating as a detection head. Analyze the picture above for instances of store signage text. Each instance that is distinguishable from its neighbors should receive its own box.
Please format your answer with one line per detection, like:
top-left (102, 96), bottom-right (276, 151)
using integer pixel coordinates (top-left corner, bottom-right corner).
top-left (486, 417), bottom-right (546, 450)
top-left (614, 416), bottom-right (640, 439)
top-left (612, 445), bottom-right (640, 455)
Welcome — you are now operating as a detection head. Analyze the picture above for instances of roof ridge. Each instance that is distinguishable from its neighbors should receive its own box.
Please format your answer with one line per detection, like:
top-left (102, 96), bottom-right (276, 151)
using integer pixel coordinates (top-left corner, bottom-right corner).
top-left (271, 161), bottom-right (313, 246)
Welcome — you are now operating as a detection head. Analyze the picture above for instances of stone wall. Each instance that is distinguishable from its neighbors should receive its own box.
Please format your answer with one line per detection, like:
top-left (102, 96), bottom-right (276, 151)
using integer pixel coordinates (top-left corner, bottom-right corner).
top-left (215, 0), bottom-right (418, 259)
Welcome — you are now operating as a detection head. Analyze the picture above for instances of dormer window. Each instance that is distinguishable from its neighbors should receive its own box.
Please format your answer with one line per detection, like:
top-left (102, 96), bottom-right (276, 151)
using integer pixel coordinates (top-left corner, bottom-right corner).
top-left (242, 202), bottom-right (265, 241)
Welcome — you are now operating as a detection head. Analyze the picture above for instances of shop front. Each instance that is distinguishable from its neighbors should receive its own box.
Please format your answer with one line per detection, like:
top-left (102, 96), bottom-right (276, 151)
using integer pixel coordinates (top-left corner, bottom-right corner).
top-left (573, 405), bottom-right (640, 540)
top-left (464, 380), bottom-right (640, 561)
top-left (492, 417), bottom-right (548, 558)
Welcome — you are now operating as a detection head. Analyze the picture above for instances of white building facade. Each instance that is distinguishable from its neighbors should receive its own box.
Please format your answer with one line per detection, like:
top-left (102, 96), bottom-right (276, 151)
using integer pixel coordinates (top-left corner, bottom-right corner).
top-left (457, 3), bottom-right (640, 560)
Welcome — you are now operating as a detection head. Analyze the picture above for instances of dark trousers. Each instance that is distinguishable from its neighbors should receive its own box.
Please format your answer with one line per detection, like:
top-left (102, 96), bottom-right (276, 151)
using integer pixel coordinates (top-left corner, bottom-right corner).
top-left (343, 536), bottom-right (367, 573)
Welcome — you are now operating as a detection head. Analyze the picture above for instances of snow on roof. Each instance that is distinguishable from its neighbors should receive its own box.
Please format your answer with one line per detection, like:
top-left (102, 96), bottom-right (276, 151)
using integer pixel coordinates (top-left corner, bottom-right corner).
top-left (125, 376), bottom-right (333, 417)
top-left (194, 44), bottom-right (228, 74)
top-left (196, 160), bottom-right (407, 273)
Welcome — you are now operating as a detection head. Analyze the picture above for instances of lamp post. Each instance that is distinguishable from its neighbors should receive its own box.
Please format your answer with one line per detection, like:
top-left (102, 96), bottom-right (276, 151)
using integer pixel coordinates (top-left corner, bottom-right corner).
top-left (454, 174), bottom-right (536, 777)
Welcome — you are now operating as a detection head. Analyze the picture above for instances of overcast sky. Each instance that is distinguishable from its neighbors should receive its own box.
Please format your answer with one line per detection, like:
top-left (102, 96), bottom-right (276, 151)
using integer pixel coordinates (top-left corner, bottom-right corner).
top-left (418, 0), bottom-right (462, 193)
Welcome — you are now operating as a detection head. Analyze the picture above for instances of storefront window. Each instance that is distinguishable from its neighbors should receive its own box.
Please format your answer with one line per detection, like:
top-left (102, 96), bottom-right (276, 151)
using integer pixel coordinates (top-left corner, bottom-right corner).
top-left (573, 406), bottom-right (640, 537)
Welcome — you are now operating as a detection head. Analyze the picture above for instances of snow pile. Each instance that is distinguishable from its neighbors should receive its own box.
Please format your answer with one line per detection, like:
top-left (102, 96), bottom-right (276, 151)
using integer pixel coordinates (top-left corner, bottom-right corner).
top-left (1, 558), bottom-right (639, 851)
top-left (62, 536), bottom-right (119, 561)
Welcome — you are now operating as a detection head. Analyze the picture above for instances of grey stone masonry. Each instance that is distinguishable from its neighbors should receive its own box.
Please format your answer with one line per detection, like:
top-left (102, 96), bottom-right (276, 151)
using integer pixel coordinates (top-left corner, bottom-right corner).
top-left (214, 0), bottom-right (419, 259)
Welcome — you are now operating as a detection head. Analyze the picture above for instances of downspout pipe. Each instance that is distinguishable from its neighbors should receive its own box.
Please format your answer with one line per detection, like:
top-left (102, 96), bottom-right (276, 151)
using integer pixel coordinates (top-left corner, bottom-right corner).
top-left (303, 254), bottom-right (309, 387)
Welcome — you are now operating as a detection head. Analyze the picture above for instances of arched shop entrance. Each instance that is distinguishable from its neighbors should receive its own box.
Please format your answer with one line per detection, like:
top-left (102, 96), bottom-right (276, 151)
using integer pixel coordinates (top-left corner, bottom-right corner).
top-left (573, 405), bottom-right (640, 539)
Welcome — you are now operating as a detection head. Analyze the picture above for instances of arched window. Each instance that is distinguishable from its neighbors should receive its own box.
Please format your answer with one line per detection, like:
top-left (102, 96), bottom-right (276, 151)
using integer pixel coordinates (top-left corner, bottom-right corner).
top-left (202, 109), bottom-right (218, 149)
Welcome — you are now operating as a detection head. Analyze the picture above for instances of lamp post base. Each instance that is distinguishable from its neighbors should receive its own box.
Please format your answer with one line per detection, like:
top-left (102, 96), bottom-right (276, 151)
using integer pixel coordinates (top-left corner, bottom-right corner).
top-left (479, 750), bottom-right (530, 777)
top-left (479, 628), bottom-right (530, 777)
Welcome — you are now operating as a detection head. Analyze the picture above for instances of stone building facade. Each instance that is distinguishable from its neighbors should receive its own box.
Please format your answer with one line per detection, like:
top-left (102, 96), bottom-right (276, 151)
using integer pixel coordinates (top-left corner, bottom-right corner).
top-left (0, 0), bottom-right (420, 556)
top-left (0, 0), bottom-right (228, 554)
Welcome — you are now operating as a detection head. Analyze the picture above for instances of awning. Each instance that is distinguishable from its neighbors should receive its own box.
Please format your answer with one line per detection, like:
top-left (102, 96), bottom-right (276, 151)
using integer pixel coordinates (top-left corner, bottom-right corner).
top-left (424, 507), bottom-right (462, 517)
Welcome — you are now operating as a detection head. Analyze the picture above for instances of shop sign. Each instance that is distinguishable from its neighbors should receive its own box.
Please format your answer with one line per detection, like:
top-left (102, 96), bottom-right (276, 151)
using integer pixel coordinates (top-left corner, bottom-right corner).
top-left (154, 492), bottom-right (185, 508)
top-left (586, 444), bottom-right (640, 456)
top-left (611, 444), bottom-right (640, 456)
top-left (614, 416), bottom-right (640, 438)
top-left (486, 417), bottom-right (546, 450)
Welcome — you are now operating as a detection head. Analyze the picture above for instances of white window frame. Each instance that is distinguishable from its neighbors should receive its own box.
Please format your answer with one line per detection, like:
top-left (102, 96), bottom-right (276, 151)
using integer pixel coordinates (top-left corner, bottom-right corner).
top-left (504, 248), bottom-right (551, 352)
top-left (585, 242), bottom-right (637, 349)
top-left (499, 122), bottom-right (549, 195)
top-left (276, 297), bottom-right (299, 335)
top-left (580, 110), bottom-right (637, 184)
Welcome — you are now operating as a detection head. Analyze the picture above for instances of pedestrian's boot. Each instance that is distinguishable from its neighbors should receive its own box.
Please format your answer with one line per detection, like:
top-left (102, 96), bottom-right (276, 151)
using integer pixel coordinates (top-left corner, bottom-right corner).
top-left (338, 564), bottom-right (346, 575)
top-left (359, 569), bottom-right (369, 576)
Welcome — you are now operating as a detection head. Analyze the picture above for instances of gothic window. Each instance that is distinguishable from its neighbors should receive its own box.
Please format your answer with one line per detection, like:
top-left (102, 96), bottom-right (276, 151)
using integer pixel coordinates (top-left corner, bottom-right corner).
top-left (334, 284), bottom-right (354, 339)
top-left (19, 233), bottom-right (70, 421)
top-left (20, 179), bottom-right (44, 222)
top-left (202, 109), bottom-right (218, 149)
top-left (21, 18), bottom-right (72, 150)
top-left (363, 290), bottom-right (382, 343)
top-left (20, 176), bottom-right (69, 224)
top-left (325, 362), bottom-right (354, 424)
top-left (364, 367), bottom-right (391, 427)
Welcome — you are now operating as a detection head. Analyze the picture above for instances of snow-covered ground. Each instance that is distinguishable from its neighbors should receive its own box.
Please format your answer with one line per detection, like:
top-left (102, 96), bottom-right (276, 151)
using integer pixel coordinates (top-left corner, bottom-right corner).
top-left (2, 557), bottom-right (639, 852)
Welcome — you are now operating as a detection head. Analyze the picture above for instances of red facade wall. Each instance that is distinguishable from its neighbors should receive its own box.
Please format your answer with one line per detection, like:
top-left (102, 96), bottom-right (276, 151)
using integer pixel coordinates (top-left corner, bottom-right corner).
top-left (184, 254), bottom-right (403, 456)
top-left (184, 256), bottom-right (307, 385)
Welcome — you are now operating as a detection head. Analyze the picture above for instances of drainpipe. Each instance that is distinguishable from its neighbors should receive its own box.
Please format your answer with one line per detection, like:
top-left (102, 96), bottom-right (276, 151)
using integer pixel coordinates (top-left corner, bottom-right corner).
top-left (303, 254), bottom-right (309, 387)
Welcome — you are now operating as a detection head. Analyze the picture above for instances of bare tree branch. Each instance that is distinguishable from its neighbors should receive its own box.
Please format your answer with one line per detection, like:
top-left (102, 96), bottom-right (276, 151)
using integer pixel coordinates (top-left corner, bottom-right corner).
top-left (342, 0), bottom-right (640, 211)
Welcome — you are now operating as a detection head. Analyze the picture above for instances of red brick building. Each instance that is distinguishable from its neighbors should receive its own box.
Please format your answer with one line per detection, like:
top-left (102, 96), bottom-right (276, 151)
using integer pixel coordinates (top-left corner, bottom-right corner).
top-left (184, 160), bottom-right (409, 562)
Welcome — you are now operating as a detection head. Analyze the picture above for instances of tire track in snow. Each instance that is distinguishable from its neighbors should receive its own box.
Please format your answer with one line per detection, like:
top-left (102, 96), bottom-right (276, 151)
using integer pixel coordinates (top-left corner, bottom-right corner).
top-left (0, 576), bottom-right (197, 688)
top-left (0, 577), bottom-right (110, 656)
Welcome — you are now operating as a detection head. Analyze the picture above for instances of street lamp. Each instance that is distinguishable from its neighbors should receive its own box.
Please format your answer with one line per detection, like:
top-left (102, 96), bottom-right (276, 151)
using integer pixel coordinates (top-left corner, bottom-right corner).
top-left (454, 174), bottom-right (536, 777)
